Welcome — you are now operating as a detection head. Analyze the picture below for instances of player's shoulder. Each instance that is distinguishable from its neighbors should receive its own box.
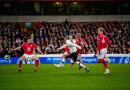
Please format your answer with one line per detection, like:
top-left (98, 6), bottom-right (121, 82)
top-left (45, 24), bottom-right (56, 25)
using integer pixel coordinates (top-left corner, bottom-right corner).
top-left (23, 42), bottom-right (28, 44)
top-left (97, 35), bottom-right (100, 37)
top-left (31, 42), bottom-right (36, 45)
top-left (97, 35), bottom-right (101, 40)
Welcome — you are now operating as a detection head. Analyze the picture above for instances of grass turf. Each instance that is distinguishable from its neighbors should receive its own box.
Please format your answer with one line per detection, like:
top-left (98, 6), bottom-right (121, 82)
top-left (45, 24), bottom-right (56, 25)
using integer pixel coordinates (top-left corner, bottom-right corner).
top-left (0, 64), bottom-right (130, 90)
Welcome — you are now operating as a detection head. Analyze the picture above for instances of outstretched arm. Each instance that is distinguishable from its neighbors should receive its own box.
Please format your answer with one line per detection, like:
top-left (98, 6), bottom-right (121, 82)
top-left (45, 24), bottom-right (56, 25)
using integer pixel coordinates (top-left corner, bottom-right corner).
top-left (12, 46), bottom-right (21, 51)
top-left (57, 44), bottom-right (67, 52)
top-left (13, 43), bottom-right (25, 51)
top-left (72, 43), bottom-right (81, 49)
top-left (36, 47), bottom-right (44, 55)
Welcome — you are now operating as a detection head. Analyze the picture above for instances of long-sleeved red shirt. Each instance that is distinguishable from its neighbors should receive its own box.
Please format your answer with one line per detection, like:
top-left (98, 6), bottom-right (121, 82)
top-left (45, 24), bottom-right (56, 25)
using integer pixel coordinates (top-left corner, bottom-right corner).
top-left (97, 34), bottom-right (111, 51)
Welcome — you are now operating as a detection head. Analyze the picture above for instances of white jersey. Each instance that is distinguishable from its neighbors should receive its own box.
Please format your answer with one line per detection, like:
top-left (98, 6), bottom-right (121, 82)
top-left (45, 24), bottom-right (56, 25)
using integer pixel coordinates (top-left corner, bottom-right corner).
top-left (60, 40), bottom-right (81, 53)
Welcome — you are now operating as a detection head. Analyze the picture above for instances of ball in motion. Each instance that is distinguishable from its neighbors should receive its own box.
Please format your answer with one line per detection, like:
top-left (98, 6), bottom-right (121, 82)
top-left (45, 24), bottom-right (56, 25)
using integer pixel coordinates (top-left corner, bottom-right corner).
top-left (4, 55), bottom-right (10, 60)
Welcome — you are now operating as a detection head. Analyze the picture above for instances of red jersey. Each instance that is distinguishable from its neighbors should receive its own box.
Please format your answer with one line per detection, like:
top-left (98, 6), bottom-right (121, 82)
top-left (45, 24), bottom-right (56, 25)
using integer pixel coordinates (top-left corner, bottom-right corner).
top-left (76, 38), bottom-right (86, 54)
top-left (97, 34), bottom-right (111, 51)
top-left (20, 42), bottom-right (37, 55)
top-left (63, 43), bottom-right (70, 52)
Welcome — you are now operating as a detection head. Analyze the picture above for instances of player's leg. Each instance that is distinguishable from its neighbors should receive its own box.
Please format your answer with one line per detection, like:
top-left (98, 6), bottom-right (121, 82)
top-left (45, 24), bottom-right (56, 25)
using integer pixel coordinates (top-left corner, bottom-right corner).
top-left (31, 55), bottom-right (39, 72)
top-left (54, 52), bottom-right (68, 68)
top-left (76, 54), bottom-right (82, 69)
top-left (104, 50), bottom-right (111, 63)
top-left (98, 49), bottom-right (110, 74)
top-left (104, 49), bottom-right (110, 74)
top-left (59, 52), bottom-right (67, 67)
top-left (69, 58), bottom-right (74, 67)
top-left (18, 54), bottom-right (26, 72)
top-left (74, 52), bottom-right (90, 73)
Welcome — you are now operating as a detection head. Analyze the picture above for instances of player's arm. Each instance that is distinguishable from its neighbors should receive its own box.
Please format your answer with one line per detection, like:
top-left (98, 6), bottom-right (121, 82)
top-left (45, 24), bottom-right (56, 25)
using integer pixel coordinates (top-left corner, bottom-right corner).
top-left (83, 42), bottom-right (88, 53)
top-left (34, 44), bottom-right (44, 55)
top-left (12, 43), bottom-right (24, 51)
top-left (107, 38), bottom-right (111, 51)
top-left (36, 47), bottom-right (44, 55)
top-left (97, 36), bottom-right (100, 56)
top-left (72, 43), bottom-right (81, 49)
top-left (57, 44), bottom-right (67, 52)
top-left (12, 46), bottom-right (21, 51)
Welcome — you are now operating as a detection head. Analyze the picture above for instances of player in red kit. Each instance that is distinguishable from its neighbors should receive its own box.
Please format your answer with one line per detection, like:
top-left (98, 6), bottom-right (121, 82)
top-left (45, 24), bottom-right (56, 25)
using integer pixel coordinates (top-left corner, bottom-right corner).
top-left (70, 33), bottom-right (87, 69)
top-left (96, 28), bottom-right (111, 74)
top-left (12, 37), bottom-right (44, 72)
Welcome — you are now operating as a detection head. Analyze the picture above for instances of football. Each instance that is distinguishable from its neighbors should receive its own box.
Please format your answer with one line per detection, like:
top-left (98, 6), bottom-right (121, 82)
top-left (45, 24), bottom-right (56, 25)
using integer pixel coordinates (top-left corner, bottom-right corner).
top-left (4, 55), bottom-right (10, 60)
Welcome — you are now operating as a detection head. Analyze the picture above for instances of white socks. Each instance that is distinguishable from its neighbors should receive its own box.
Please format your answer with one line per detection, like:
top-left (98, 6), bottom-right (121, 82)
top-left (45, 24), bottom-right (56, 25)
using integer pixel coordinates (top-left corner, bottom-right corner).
top-left (69, 59), bottom-right (74, 63)
top-left (106, 69), bottom-right (110, 72)
top-left (60, 58), bottom-right (65, 66)
top-left (80, 63), bottom-right (86, 68)
top-left (75, 61), bottom-right (86, 69)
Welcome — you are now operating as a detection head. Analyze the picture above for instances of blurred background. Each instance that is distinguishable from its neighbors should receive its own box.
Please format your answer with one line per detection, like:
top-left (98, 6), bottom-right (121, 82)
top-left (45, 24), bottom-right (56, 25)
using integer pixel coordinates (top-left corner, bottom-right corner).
top-left (0, 0), bottom-right (129, 57)
top-left (0, 0), bottom-right (129, 15)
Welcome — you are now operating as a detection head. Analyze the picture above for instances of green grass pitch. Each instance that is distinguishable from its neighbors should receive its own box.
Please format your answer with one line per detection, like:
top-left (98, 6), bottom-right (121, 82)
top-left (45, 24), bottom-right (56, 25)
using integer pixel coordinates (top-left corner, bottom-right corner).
top-left (0, 64), bottom-right (130, 90)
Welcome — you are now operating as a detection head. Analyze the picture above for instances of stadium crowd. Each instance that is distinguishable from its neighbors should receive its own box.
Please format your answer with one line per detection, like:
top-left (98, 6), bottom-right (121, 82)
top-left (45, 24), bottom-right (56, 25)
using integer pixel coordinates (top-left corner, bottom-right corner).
top-left (0, 21), bottom-right (129, 57)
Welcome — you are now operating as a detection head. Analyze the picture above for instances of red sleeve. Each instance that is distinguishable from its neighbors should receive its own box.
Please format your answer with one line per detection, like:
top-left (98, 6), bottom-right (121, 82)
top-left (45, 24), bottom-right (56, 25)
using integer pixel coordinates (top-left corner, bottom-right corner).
top-left (97, 36), bottom-right (100, 51)
top-left (33, 44), bottom-right (37, 49)
top-left (64, 46), bottom-right (69, 52)
top-left (83, 41), bottom-right (86, 47)
top-left (107, 37), bottom-right (111, 50)
top-left (20, 43), bottom-right (25, 48)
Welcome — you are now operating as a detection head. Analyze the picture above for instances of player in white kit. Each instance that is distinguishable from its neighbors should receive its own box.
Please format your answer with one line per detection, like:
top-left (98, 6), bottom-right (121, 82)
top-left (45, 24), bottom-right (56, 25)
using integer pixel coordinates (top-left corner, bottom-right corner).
top-left (55, 35), bottom-right (90, 73)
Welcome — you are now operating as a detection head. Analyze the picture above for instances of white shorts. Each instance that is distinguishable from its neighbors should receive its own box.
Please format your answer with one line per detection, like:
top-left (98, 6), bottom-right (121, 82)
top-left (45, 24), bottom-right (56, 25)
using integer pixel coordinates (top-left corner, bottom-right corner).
top-left (24, 54), bottom-right (35, 60)
top-left (77, 54), bottom-right (81, 60)
top-left (98, 48), bottom-right (107, 59)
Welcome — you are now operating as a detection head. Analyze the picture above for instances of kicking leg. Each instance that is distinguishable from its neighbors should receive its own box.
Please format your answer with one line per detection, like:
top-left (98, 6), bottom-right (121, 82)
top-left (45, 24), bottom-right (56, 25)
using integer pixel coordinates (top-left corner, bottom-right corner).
top-left (75, 61), bottom-right (90, 73)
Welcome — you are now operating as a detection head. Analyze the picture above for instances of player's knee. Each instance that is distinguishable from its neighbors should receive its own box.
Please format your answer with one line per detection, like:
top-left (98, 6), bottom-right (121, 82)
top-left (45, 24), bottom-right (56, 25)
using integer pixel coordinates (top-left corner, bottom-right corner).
top-left (19, 59), bottom-right (22, 61)
top-left (36, 58), bottom-right (39, 61)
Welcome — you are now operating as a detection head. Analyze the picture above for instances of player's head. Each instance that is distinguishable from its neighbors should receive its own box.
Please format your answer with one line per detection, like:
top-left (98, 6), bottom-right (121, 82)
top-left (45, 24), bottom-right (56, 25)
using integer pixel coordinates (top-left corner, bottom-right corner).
top-left (68, 35), bottom-right (73, 41)
top-left (27, 37), bottom-right (32, 44)
top-left (98, 27), bottom-right (104, 35)
top-left (75, 33), bottom-right (81, 39)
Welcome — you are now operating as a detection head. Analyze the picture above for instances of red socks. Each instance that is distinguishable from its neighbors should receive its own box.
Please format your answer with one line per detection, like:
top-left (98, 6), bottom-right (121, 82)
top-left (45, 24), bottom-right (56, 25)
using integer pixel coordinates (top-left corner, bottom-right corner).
top-left (98, 59), bottom-right (108, 69)
top-left (103, 61), bottom-right (108, 69)
top-left (19, 60), bottom-right (39, 69)
top-left (19, 61), bottom-right (22, 69)
top-left (35, 60), bottom-right (39, 69)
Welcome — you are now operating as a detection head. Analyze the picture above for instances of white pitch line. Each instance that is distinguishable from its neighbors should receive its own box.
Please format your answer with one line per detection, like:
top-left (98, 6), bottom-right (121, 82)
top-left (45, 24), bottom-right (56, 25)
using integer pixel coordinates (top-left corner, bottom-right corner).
top-left (0, 85), bottom-right (130, 88)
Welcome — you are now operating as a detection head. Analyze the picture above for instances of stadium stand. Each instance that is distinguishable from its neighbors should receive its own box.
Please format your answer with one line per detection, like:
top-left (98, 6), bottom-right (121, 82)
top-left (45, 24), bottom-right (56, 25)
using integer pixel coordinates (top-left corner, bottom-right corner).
top-left (0, 21), bottom-right (129, 57)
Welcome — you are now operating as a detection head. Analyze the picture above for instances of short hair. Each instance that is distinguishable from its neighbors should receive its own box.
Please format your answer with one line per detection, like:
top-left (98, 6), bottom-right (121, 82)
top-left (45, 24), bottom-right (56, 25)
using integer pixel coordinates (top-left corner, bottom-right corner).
top-left (98, 27), bottom-right (104, 32)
